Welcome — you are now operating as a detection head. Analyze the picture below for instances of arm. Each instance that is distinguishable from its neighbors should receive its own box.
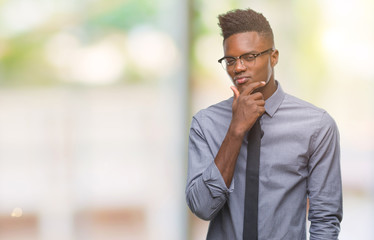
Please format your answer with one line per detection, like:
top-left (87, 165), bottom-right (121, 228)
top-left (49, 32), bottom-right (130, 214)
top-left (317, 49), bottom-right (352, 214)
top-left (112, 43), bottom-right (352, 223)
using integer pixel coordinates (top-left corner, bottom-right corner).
top-left (185, 118), bottom-right (232, 220)
top-left (185, 82), bottom-right (265, 220)
top-left (308, 112), bottom-right (343, 239)
top-left (215, 83), bottom-right (265, 187)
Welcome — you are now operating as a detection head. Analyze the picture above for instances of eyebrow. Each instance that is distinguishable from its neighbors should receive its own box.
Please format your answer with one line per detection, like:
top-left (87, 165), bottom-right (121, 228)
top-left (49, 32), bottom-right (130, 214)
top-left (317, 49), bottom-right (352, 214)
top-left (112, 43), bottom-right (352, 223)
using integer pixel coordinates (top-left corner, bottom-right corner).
top-left (223, 51), bottom-right (258, 58)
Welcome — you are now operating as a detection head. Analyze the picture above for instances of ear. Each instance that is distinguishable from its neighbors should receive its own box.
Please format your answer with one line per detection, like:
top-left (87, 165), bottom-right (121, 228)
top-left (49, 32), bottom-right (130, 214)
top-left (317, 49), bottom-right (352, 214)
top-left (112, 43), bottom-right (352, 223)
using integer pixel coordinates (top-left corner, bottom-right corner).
top-left (271, 49), bottom-right (279, 67)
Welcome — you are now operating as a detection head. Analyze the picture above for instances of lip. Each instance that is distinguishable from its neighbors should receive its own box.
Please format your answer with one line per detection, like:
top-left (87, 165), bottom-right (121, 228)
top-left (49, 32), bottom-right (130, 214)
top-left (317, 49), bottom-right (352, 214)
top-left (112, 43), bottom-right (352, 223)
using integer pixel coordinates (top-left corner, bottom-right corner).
top-left (233, 76), bottom-right (251, 85)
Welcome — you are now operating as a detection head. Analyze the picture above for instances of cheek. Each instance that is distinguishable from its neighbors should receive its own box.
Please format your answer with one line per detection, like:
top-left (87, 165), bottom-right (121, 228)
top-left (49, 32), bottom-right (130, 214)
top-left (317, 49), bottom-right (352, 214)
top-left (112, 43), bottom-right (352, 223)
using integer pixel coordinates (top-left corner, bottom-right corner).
top-left (227, 71), bottom-right (235, 82)
top-left (266, 62), bottom-right (273, 76)
top-left (254, 61), bottom-right (272, 79)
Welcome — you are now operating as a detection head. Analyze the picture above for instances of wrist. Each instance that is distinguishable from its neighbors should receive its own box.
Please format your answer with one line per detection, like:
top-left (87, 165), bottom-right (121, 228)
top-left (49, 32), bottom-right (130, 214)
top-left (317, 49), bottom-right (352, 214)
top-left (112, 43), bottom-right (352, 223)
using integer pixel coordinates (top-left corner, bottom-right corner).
top-left (227, 123), bottom-right (246, 139)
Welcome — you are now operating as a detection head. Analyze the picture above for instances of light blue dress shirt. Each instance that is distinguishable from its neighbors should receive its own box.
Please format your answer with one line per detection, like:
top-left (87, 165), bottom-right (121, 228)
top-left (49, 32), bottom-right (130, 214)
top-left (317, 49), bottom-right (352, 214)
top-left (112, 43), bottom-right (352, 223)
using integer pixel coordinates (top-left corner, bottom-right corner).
top-left (186, 82), bottom-right (342, 240)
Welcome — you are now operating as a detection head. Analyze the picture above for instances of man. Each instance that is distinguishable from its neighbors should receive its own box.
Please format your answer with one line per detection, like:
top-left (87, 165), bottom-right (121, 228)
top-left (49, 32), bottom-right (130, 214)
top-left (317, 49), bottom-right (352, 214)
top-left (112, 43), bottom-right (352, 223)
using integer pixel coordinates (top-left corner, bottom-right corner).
top-left (185, 8), bottom-right (342, 240)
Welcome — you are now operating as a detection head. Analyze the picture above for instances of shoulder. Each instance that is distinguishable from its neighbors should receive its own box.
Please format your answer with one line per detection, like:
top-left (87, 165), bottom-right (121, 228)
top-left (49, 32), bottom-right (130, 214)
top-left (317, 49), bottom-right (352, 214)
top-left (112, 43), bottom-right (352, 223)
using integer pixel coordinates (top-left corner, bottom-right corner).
top-left (193, 97), bottom-right (233, 121)
top-left (284, 93), bottom-right (338, 132)
top-left (283, 93), bottom-right (331, 120)
top-left (191, 97), bottom-right (233, 133)
top-left (283, 93), bottom-right (325, 114)
top-left (279, 92), bottom-right (338, 131)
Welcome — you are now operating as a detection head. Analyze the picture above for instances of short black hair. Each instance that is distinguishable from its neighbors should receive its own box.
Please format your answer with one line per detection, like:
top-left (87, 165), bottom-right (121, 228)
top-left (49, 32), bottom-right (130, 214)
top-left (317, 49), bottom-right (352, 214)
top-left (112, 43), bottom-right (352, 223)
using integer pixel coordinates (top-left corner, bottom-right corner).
top-left (218, 8), bottom-right (274, 43)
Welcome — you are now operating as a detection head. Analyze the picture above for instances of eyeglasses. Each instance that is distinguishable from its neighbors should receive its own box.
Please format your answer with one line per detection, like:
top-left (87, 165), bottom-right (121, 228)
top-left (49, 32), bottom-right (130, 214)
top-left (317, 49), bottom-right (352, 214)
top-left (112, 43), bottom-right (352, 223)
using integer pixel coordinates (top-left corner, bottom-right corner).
top-left (218, 48), bottom-right (274, 70)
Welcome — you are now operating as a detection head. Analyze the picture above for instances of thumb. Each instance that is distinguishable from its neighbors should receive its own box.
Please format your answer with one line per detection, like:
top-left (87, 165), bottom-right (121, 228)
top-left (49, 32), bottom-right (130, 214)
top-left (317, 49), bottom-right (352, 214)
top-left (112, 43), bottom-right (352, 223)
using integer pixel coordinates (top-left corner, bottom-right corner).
top-left (230, 86), bottom-right (240, 101)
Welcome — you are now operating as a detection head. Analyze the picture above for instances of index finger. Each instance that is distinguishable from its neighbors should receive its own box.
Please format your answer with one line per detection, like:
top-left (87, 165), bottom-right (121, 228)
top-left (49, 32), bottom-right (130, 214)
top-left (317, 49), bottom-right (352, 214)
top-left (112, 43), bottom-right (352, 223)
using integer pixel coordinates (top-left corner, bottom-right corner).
top-left (241, 81), bottom-right (266, 96)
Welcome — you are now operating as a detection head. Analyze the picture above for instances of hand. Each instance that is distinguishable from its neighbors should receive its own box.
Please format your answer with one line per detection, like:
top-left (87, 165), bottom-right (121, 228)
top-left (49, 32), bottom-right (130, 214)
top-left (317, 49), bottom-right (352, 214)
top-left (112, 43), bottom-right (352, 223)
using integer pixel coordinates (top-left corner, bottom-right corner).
top-left (230, 81), bottom-right (266, 136)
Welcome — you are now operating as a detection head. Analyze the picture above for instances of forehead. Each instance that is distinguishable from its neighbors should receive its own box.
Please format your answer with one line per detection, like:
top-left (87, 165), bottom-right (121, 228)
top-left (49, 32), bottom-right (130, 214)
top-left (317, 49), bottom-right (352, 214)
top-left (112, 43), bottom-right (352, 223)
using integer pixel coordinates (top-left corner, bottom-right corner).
top-left (223, 32), bottom-right (271, 56)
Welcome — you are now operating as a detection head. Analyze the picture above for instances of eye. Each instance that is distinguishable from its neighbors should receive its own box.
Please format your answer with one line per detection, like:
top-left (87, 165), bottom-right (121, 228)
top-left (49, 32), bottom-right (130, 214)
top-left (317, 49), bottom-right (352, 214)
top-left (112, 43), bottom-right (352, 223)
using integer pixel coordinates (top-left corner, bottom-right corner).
top-left (225, 57), bottom-right (236, 66)
top-left (242, 53), bottom-right (256, 62)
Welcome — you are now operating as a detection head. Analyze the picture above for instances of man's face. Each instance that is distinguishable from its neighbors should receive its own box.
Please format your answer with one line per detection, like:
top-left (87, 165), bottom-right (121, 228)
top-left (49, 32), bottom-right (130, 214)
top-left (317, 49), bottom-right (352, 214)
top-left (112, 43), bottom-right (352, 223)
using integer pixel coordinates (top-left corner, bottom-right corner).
top-left (223, 31), bottom-right (279, 94)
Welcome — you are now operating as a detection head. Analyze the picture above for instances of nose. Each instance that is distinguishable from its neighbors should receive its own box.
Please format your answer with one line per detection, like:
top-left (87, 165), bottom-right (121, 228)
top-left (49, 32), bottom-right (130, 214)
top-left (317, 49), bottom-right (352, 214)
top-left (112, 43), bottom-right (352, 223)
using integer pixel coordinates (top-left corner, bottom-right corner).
top-left (233, 58), bottom-right (247, 73)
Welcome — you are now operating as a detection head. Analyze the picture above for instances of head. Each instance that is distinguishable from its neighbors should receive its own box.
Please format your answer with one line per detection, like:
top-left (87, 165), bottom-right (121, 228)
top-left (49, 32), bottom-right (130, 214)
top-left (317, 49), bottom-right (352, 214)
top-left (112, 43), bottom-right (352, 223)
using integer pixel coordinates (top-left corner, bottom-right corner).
top-left (218, 8), bottom-right (279, 98)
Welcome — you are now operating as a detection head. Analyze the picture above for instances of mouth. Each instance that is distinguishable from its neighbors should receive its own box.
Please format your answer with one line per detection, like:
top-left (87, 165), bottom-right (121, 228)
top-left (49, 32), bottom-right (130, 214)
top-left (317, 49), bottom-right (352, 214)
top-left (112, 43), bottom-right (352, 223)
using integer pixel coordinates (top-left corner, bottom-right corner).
top-left (233, 76), bottom-right (251, 85)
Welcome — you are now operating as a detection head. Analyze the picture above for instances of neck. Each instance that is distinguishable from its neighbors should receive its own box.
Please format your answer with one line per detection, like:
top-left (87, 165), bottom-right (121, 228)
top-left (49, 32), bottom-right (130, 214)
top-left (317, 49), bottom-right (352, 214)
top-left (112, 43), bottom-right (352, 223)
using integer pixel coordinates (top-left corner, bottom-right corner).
top-left (261, 78), bottom-right (277, 100)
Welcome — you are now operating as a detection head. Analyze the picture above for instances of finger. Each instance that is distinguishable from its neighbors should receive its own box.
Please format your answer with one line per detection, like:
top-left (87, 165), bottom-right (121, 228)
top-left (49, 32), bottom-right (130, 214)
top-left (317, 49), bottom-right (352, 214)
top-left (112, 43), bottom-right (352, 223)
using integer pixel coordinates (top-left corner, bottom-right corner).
top-left (230, 86), bottom-right (240, 101)
top-left (241, 81), bottom-right (266, 96)
top-left (258, 107), bottom-right (266, 116)
top-left (251, 92), bottom-right (264, 100)
top-left (255, 99), bottom-right (265, 107)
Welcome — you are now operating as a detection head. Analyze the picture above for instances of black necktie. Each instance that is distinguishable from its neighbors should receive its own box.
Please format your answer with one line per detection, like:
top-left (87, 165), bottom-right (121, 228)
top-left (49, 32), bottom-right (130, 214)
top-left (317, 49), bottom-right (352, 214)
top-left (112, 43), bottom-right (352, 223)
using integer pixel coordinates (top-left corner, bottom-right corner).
top-left (243, 119), bottom-right (261, 240)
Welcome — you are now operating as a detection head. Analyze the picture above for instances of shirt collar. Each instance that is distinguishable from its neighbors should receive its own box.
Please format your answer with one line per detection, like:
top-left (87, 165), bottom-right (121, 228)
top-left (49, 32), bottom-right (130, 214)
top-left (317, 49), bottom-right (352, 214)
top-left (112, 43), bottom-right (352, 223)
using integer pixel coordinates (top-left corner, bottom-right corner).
top-left (265, 80), bottom-right (285, 118)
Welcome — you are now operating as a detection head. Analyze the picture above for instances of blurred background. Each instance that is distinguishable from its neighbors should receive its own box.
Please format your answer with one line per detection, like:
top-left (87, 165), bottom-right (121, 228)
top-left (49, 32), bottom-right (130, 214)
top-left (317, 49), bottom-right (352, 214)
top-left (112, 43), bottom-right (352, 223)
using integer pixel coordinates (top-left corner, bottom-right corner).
top-left (0, 0), bottom-right (373, 239)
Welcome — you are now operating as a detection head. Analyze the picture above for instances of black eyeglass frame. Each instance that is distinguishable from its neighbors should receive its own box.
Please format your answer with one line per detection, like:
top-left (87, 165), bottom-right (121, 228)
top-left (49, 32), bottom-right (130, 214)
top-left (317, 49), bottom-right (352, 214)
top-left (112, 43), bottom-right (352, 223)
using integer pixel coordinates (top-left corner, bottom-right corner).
top-left (218, 48), bottom-right (274, 69)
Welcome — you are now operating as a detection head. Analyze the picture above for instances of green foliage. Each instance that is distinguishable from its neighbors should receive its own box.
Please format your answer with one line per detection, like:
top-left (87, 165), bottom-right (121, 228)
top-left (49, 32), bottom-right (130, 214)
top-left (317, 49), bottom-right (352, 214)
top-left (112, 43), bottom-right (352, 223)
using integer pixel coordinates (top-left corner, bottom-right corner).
top-left (85, 0), bottom-right (158, 31)
top-left (0, 34), bottom-right (56, 86)
top-left (0, 0), bottom-right (160, 87)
